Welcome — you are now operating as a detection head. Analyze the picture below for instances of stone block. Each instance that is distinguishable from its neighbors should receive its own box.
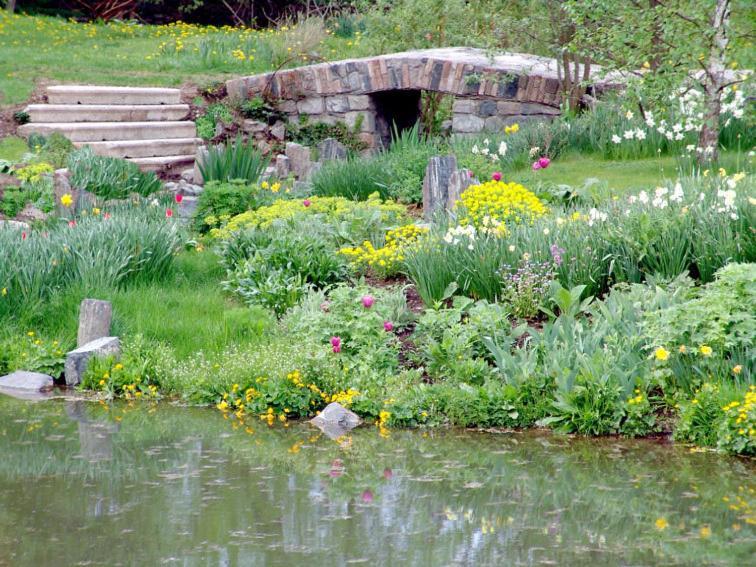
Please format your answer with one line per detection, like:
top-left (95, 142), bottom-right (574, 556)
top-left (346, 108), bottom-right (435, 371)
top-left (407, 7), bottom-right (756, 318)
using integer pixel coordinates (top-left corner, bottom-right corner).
top-left (451, 113), bottom-right (484, 133)
top-left (277, 99), bottom-right (297, 113)
top-left (270, 121), bottom-right (286, 141)
top-left (345, 111), bottom-right (376, 133)
top-left (318, 138), bottom-right (348, 162)
top-left (242, 120), bottom-right (267, 134)
top-left (479, 99), bottom-right (497, 117)
top-left (180, 168), bottom-right (194, 183)
top-left (347, 95), bottom-right (373, 110)
top-left (77, 299), bottom-right (113, 347)
top-left (178, 196), bottom-right (199, 219)
top-left (296, 97), bottom-right (324, 114)
top-left (285, 142), bottom-right (312, 179)
top-left (422, 155), bottom-right (458, 219)
top-left (452, 98), bottom-right (476, 114)
top-left (194, 146), bottom-right (208, 185)
top-left (0, 370), bottom-right (54, 393)
top-left (65, 336), bottom-right (121, 387)
top-left (497, 101), bottom-right (523, 115)
top-left (275, 154), bottom-right (291, 178)
top-left (325, 95), bottom-right (350, 113)
top-left (447, 168), bottom-right (476, 209)
top-left (0, 220), bottom-right (30, 231)
top-left (484, 116), bottom-right (505, 132)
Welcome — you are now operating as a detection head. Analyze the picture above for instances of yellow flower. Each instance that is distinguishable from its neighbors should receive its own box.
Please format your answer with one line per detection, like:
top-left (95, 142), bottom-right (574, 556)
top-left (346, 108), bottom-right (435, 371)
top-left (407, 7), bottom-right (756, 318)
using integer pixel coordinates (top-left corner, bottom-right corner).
top-left (114, 363), bottom-right (124, 371)
top-left (699, 525), bottom-right (711, 538)
top-left (699, 345), bottom-right (713, 357)
top-left (654, 347), bottom-right (670, 362)
top-left (60, 193), bottom-right (74, 207)
top-left (271, 182), bottom-right (281, 193)
top-left (732, 365), bottom-right (742, 375)
top-left (260, 181), bottom-right (269, 189)
top-left (678, 345), bottom-right (687, 354)
top-left (27, 331), bottom-right (34, 337)
top-left (92, 207), bottom-right (100, 215)
top-left (655, 518), bottom-right (669, 530)
top-left (1, 288), bottom-right (6, 296)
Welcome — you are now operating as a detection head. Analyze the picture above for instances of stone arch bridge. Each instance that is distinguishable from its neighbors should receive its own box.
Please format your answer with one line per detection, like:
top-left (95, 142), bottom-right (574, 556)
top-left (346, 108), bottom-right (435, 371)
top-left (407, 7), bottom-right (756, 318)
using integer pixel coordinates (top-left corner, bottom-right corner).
top-left (227, 47), bottom-right (612, 148)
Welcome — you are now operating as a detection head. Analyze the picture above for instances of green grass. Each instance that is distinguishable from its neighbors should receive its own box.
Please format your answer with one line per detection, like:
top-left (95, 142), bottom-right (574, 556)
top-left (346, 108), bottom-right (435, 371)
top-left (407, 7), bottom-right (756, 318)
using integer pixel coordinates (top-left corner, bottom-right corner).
top-left (0, 136), bottom-right (27, 161)
top-left (0, 13), bottom-right (363, 106)
top-left (508, 151), bottom-right (749, 196)
top-left (8, 250), bottom-right (273, 358)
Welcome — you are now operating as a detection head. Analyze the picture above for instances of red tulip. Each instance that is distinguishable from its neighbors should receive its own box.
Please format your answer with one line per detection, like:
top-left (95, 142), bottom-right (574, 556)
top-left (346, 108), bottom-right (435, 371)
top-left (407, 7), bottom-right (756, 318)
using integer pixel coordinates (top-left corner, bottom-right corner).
top-left (21, 231), bottom-right (27, 240)
top-left (492, 171), bottom-right (502, 181)
top-left (68, 220), bottom-right (76, 227)
top-left (165, 208), bottom-right (173, 218)
top-left (175, 194), bottom-right (183, 204)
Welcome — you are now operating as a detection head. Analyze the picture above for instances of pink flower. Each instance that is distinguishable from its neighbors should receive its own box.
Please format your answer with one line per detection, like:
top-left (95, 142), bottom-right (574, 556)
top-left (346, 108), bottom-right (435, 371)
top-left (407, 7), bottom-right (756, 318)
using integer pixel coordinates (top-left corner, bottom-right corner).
top-left (104, 212), bottom-right (111, 220)
top-left (383, 468), bottom-right (393, 480)
top-left (175, 194), bottom-right (183, 204)
top-left (21, 231), bottom-right (27, 240)
top-left (361, 489), bottom-right (374, 503)
top-left (165, 208), bottom-right (173, 218)
top-left (538, 157), bottom-right (551, 169)
top-left (330, 336), bottom-right (341, 353)
top-left (320, 301), bottom-right (331, 312)
top-left (532, 161), bottom-right (542, 171)
top-left (383, 321), bottom-right (394, 332)
top-left (303, 199), bottom-right (311, 207)
top-left (492, 171), bottom-right (502, 181)
top-left (362, 295), bottom-right (375, 309)
top-left (68, 220), bottom-right (76, 227)
top-left (467, 170), bottom-right (473, 178)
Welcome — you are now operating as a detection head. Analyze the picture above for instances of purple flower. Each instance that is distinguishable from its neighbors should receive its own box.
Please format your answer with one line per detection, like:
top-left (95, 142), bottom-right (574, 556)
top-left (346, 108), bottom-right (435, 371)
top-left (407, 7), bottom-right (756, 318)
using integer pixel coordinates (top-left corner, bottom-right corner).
top-left (538, 157), bottom-right (551, 169)
top-left (492, 171), bottom-right (502, 181)
top-left (362, 295), bottom-right (375, 309)
top-left (330, 336), bottom-right (341, 353)
top-left (383, 321), bottom-right (394, 332)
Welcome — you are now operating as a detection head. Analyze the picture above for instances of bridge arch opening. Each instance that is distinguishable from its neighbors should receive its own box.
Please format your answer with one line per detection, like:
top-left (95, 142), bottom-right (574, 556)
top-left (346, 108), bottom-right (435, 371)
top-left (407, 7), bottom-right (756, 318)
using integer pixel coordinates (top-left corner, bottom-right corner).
top-left (370, 89), bottom-right (422, 148)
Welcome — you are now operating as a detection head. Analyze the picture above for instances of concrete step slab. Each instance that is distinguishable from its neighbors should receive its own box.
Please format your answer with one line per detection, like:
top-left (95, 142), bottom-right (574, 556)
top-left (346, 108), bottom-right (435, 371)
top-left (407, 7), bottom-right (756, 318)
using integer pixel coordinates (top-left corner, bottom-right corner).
top-left (75, 138), bottom-right (200, 158)
top-left (26, 104), bottom-right (190, 123)
top-left (47, 85), bottom-right (181, 105)
top-left (130, 154), bottom-right (196, 172)
top-left (18, 121), bottom-right (196, 142)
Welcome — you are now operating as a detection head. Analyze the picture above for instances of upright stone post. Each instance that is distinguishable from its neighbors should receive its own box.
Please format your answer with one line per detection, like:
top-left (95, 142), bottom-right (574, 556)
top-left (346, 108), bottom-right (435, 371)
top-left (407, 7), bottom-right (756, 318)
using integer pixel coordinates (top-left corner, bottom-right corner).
top-left (422, 155), bottom-right (458, 219)
top-left (447, 168), bottom-right (476, 209)
top-left (77, 299), bottom-right (113, 347)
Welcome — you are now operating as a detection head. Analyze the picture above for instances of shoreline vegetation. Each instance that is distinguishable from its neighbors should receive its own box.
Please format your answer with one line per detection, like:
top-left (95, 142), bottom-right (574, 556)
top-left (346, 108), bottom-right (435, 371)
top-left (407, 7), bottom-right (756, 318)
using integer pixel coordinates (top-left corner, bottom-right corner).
top-left (0, 8), bottom-right (754, 458)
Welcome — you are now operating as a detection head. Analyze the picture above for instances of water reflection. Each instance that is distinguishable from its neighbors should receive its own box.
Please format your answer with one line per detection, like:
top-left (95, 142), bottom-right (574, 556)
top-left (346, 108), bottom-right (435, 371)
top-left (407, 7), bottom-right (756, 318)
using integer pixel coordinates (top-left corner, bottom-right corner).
top-left (0, 396), bottom-right (753, 566)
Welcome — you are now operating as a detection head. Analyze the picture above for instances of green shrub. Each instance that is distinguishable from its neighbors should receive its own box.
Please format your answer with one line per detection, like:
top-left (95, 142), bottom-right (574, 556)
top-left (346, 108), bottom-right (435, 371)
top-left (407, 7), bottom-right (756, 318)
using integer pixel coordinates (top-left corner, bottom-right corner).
top-left (240, 96), bottom-right (286, 124)
top-left (718, 386), bottom-right (756, 455)
top-left (67, 147), bottom-right (161, 200)
top-left (39, 132), bottom-right (75, 169)
top-left (195, 103), bottom-right (233, 140)
top-left (0, 331), bottom-right (66, 377)
top-left (192, 180), bottom-right (273, 233)
top-left (198, 136), bottom-right (269, 184)
top-left (644, 263), bottom-right (756, 356)
top-left (221, 221), bottom-right (347, 315)
top-left (289, 116), bottom-right (367, 153)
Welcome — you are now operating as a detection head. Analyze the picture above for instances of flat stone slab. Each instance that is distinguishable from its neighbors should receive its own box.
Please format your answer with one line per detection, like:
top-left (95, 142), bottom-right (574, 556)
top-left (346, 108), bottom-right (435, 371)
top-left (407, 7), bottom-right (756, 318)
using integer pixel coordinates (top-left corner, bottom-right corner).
top-left (0, 370), bottom-right (54, 392)
top-left (310, 402), bottom-right (361, 439)
top-left (65, 336), bottom-right (120, 387)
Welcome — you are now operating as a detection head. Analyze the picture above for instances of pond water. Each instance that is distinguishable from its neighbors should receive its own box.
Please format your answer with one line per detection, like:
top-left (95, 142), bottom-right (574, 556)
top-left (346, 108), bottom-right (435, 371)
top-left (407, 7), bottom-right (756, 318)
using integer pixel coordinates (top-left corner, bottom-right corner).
top-left (0, 396), bottom-right (753, 566)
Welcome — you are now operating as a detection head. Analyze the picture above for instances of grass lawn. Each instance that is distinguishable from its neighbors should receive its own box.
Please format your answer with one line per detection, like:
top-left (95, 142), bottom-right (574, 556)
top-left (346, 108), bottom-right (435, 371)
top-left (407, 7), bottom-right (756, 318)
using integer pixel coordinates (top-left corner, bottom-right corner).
top-left (11, 250), bottom-right (273, 358)
top-left (0, 136), bottom-right (27, 161)
top-left (510, 151), bottom-right (749, 196)
top-left (0, 13), bottom-right (362, 106)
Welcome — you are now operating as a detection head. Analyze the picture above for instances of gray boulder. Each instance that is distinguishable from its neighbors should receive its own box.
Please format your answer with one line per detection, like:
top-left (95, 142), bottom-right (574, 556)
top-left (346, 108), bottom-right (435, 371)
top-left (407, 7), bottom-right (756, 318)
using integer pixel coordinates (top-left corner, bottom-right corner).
top-left (65, 336), bottom-right (120, 387)
top-left (0, 370), bottom-right (54, 392)
top-left (318, 138), bottom-right (348, 162)
top-left (310, 402), bottom-right (361, 439)
top-left (285, 142), bottom-right (312, 179)
top-left (422, 155), bottom-right (458, 219)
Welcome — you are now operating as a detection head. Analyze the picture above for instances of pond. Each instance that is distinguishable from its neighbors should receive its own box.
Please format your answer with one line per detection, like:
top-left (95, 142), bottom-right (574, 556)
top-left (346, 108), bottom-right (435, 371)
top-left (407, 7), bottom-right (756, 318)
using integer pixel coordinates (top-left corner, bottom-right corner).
top-left (0, 395), bottom-right (753, 566)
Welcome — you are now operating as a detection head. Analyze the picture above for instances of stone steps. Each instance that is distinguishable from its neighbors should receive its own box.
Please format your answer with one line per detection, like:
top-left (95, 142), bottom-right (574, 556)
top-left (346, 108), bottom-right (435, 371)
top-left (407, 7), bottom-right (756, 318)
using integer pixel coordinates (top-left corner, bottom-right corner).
top-left (73, 138), bottom-right (201, 159)
top-left (47, 85), bottom-right (182, 105)
top-left (130, 155), bottom-right (196, 172)
top-left (26, 104), bottom-right (190, 123)
top-left (18, 85), bottom-right (198, 175)
top-left (18, 121), bottom-right (196, 142)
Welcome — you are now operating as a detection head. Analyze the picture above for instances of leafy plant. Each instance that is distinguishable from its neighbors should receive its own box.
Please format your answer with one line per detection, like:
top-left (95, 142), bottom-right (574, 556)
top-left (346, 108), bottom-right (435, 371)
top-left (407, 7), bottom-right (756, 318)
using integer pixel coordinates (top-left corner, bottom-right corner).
top-left (67, 147), bottom-right (161, 200)
top-left (240, 96), bottom-right (286, 124)
top-left (192, 180), bottom-right (272, 233)
top-left (198, 136), bottom-right (269, 184)
top-left (195, 102), bottom-right (233, 140)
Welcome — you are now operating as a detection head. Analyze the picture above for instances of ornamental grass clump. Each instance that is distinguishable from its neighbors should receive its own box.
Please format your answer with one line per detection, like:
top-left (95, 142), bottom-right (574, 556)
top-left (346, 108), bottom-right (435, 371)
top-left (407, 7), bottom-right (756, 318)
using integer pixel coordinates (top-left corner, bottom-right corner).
top-left (456, 179), bottom-right (547, 231)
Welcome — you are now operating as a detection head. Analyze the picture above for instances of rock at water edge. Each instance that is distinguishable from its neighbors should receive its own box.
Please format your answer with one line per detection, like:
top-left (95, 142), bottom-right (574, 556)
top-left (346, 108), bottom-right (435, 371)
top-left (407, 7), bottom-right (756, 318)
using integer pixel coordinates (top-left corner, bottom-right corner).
top-left (65, 336), bottom-right (120, 387)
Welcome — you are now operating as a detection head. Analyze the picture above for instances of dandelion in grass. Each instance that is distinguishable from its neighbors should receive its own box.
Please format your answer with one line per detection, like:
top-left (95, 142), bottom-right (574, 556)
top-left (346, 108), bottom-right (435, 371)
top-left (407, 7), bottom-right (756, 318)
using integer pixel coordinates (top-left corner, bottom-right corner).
top-left (655, 518), bottom-right (669, 531)
top-left (655, 347), bottom-right (670, 362)
top-left (699, 345), bottom-right (713, 357)
top-left (60, 193), bottom-right (73, 207)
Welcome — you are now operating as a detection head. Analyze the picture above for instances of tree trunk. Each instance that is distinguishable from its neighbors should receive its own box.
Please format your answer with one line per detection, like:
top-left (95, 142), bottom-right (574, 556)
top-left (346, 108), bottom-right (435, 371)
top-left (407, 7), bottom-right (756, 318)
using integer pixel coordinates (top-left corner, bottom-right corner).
top-left (697, 0), bottom-right (731, 165)
top-left (6, 0), bottom-right (17, 13)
